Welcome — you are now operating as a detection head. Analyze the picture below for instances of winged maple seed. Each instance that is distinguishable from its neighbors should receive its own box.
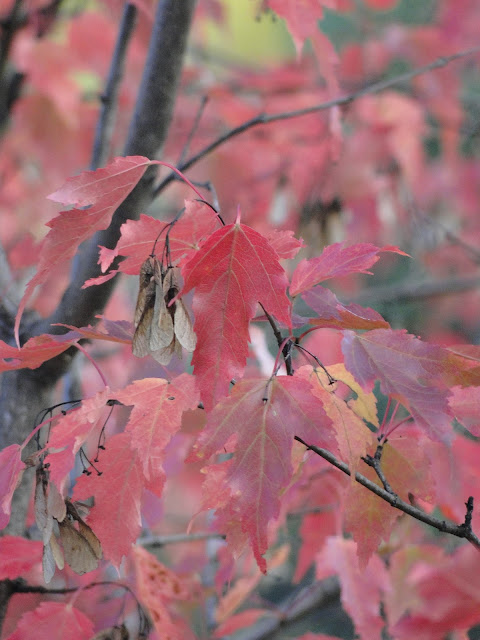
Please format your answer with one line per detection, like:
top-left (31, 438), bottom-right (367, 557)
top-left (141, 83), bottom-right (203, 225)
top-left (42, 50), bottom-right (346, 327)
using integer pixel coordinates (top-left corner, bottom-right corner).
top-left (34, 466), bottom-right (102, 581)
top-left (132, 257), bottom-right (196, 365)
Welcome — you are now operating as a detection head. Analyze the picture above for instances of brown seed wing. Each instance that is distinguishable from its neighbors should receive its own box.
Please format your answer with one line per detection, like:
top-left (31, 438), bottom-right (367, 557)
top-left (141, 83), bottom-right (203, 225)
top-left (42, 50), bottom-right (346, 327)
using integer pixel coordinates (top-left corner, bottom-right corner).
top-left (174, 300), bottom-right (196, 352)
top-left (78, 519), bottom-right (102, 560)
top-left (132, 284), bottom-right (155, 357)
top-left (151, 339), bottom-right (176, 365)
top-left (58, 519), bottom-right (100, 574)
top-left (133, 259), bottom-right (155, 328)
top-left (150, 259), bottom-right (174, 350)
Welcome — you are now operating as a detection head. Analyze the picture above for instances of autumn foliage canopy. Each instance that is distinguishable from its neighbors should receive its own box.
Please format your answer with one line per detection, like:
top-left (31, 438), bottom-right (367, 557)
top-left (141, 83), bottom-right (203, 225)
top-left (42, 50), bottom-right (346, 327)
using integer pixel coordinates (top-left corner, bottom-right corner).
top-left (2, 1), bottom-right (480, 639)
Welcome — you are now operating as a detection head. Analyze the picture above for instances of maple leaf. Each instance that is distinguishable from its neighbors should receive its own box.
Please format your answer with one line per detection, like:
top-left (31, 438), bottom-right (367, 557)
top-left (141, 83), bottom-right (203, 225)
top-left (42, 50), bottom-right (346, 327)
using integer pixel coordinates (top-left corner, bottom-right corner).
top-left (96, 200), bottom-right (219, 278)
top-left (0, 445), bottom-right (25, 530)
top-left (342, 329), bottom-right (454, 442)
top-left (302, 285), bottom-right (390, 331)
top-left (344, 427), bottom-right (434, 567)
top-left (0, 335), bottom-right (76, 373)
top-left (116, 374), bottom-right (199, 487)
top-left (14, 156), bottom-right (153, 344)
top-left (264, 0), bottom-right (333, 57)
top-left (327, 362), bottom-right (379, 427)
top-left (266, 229), bottom-right (305, 259)
top-left (449, 385), bottom-right (480, 436)
top-left (298, 366), bottom-right (377, 473)
top-left (390, 545), bottom-right (480, 638)
top-left (133, 546), bottom-right (194, 640)
top-left (45, 388), bottom-right (113, 487)
top-left (73, 432), bottom-right (143, 567)
top-left (317, 537), bottom-right (389, 640)
top-left (181, 217), bottom-right (291, 410)
top-left (0, 537), bottom-right (43, 580)
top-left (189, 376), bottom-right (336, 571)
top-left (53, 318), bottom-right (134, 344)
top-left (290, 243), bottom-right (407, 297)
top-left (5, 601), bottom-right (94, 640)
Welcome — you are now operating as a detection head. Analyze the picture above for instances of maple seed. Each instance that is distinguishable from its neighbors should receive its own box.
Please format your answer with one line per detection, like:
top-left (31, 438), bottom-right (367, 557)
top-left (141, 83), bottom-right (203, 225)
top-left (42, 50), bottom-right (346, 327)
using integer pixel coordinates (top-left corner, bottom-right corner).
top-left (57, 498), bottom-right (103, 575)
top-left (132, 258), bottom-right (196, 365)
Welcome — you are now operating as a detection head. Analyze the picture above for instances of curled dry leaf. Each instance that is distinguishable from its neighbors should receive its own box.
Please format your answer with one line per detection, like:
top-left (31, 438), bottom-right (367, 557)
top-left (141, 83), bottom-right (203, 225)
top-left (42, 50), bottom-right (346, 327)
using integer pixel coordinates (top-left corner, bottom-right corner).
top-left (132, 258), bottom-right (196, 365)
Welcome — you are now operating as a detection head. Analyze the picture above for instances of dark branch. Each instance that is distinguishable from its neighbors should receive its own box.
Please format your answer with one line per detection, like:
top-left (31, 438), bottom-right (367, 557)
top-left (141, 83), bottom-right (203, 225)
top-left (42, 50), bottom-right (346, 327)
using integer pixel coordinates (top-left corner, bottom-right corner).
top-left (91, 2), bottom-right (137, 170)
top-left (361, 440), bottom-right (395, 494)
top-left (138, 531), bottom-right (226, 547)
top-left (352, 274), bottom-right (480, 306)
top-left (259, 302), bottom-right (294, 376)
top-left (294, 435), bottom-right (480, 549)
top-left (30, 0), bottom-right (197, 352)
top-left (154, 46), bottom-right (480, 197)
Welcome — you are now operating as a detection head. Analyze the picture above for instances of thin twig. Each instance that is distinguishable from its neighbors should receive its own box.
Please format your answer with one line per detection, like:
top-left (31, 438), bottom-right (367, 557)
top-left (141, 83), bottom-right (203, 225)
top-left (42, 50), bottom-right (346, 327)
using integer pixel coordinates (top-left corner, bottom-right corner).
top-left (294, 435), bottom-right (480, 549)
top-left (91, 2), bottom-right (138, 170)
top-left (138, 531), bottom-right (226, 547)
top-left (178, 95), bottom-right (208, 165)
top-left (352, 274), bottom-right (480, 306)
top-left (154, 46), bottom-right (480, 197)
top-left (259, 303), bottom-right (294, 376)
top-left (361, 441), bottom-right (395, 494)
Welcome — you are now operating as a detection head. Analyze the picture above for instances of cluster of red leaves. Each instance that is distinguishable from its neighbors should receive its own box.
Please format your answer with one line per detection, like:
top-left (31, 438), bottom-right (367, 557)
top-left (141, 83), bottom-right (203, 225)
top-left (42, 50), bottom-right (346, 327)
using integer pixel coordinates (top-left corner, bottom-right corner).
top-left (3, 1), bottom-right (480, 639)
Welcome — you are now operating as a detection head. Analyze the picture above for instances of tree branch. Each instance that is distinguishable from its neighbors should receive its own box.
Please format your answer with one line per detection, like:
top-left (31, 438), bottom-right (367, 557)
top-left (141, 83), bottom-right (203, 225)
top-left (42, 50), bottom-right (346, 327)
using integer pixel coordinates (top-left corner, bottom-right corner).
top-left (295, 435), bottom-right (480, 549)
top-left (352, 273), bottom-right (480, 306)
top-left (259, 303), bottom-right (294, 376)
top-left (91, 2), bottom-right (137, 170)
top-left (154, 46), bottom-right (480, 197)
top-left (139, 531), bottom-right (226, 547)
top-left (30, 0), bottom-right (197, 349)
top-left (217, 577), bottom-right (341, 640)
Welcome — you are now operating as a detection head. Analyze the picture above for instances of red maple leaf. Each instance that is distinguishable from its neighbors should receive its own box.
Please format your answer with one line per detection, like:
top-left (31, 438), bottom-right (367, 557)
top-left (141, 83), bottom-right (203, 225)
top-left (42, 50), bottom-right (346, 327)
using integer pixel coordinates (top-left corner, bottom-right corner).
top-left (0, 537), bottom-right (43, 580)
top-left (118, 373), bottom-right (198, 488)
top-left (45, 388), bottom-right (113, 487)
top-left (0, 445), bottom-right (25, 530)
top-left (342, 329), bottom-right (454, 442)
top-left (96, 200), bottom-right (219, 278)
top-left (189, 375), bottom-right (336, 571)
top-left (0, 335), bottom-right (77, 373)
top-left (14, 156), bottom-right (153, 344)
top-left (5, 601), bottom-right (94, 640)
top-left (290, 243), bottom-right (407, 297)
top-left (302, 285), bottom-right (389, 331)
top-left (318, 537), bottom-right (389, 640)
top-left (73, 432), bottom-right (143, 567)
top-left (181, 217), bottom-right (291, 410)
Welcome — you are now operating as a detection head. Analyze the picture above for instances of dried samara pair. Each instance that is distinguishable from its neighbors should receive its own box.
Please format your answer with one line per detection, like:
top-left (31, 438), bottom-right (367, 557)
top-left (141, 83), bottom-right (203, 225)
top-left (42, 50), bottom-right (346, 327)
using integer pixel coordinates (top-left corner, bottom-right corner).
top-left (133, 257), bottom-right (196, 365)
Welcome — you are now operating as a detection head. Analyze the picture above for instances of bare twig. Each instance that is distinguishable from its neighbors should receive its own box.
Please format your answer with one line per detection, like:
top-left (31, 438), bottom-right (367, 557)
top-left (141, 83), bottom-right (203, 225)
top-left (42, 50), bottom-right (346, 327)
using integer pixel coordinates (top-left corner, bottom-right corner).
top-left (352, 274), bottom-right (480, 306)
top-left (91, 2), bottom-right (138, 170)
top-left (154, 46), bottom-right (480, 197)
top-left (259, 302), bottom-right (294, 376)
top-left (178, 95), bottom-right (209, 165)
top-left (361, 440), bottom-right (395, 494)
top-left (294, 435), bottom-right (480, 549)
top-left (138, 531), bottom-right (226, 547)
